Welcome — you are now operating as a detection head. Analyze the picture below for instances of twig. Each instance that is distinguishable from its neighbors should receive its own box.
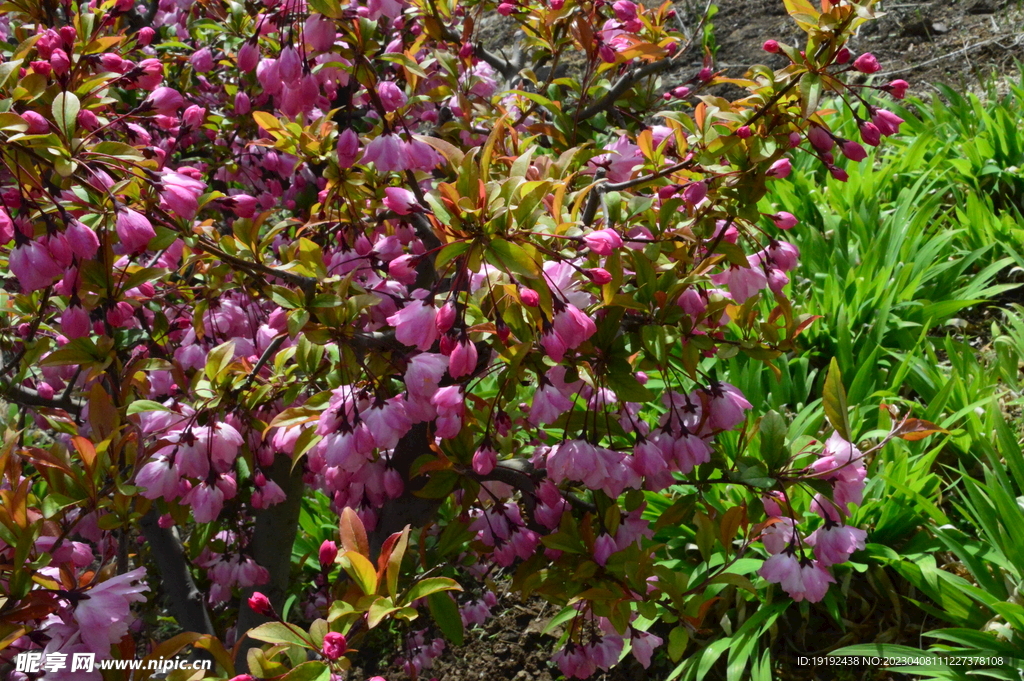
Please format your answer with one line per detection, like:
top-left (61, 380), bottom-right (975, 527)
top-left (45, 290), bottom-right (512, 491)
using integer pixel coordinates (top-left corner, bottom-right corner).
top-left (878, 33), bottom-right (1024, 76)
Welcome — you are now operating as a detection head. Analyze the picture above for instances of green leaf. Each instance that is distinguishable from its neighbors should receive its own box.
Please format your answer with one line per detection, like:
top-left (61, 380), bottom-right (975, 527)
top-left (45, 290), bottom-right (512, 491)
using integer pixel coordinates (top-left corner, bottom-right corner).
top-left (52, 92), bottom-right (80, 138)
top-left (668, 625), bottom-right (689, 661)
top-left (822, 358), bottom-right (851, 441)
top-left (486, 238), bottom-right (541, 279)
top-left (427, 592), bottom-right (464, 646)
top-left (758, 410), bottom-right (789, 471)
top-left (339, 551), bottom-right (378, 595)
top-left (204, 340), bottom-right (236, 381)
top-left (403, 577), bottom-right (463, 605)
top-left (126, 400), bottom-right (174, 415)
top-left (247, 622), bottom-right (311, 648)
top-left (281, 661), bottom-right (331, 681)
top-left (368, 597), bottom-right (400, 628)
top-left (606, 362), bottom-right (654, 402)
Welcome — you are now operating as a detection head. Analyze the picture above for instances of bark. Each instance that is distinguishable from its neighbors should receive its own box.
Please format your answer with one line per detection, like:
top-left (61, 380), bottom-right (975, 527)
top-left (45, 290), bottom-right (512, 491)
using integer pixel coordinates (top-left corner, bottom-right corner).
top-left (234, 455), bottom-right (306, 667)
top-left (140, 508), bottom-right (215, 636)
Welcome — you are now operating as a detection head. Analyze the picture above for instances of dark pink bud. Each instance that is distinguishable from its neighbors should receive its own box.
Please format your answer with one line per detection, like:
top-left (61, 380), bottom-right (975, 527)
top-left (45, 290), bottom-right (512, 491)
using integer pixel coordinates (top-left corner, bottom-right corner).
top-left (772, 212), bottom-right (798, 230)
top-left (835, 47), bottom-right (850, 64)
top-left (762, 40), bottom-right (779, 53)
top-left (736, 125), bottom-right (752, 139)
top-left (520, 287), bottom-right (539, 307)
top-left (807, 125), bottom-right (833, 153)
top-left (137, 27), bottom-right (156, 46)
top-left (248, 592), bottom-right (272, 616)
top-left (840, 140), bottom-right (866, 162)
top-left (888, 79), bottom-right (909, 99)
top-left (586, 268), bottom-right (612, 285)
top-left (859, 121), bottom-right (881, 146)
top-left (828, 165), bottom-right (849, 182)
top-left (852, 52), bottom-right (880, 74)
top-left (319, 540), bottom-right (338, 567)
top-left (497, 2), bottom-right (515, 14)
top-left (766, 158), bottom-right (792, 179)
top-left (322, 632), bottom-right (347, 660)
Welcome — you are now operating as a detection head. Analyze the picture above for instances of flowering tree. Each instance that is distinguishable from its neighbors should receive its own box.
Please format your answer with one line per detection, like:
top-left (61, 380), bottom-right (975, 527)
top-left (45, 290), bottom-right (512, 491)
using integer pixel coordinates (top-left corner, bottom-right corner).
top-left (0, 0), bottom-right (930, 678)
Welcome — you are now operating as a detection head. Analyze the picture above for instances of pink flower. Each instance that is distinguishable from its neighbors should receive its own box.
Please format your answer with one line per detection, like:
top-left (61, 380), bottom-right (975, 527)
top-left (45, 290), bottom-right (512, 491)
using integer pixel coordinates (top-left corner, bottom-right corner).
top-left (159, 170), bottom-right (207, 220)
top-left (703, 382), bottom-right (752, 431)
top-left (184, 482), bottom-right (225, 523)
top-left (682, 181), bottom-right (707, 205)
top-left (135, 58), bottom-right (164, 89)
top-left (362, 134), bottom-right (407, 173)
top-left (763, 39), bottom-right (780, 53)
top-left (65, 218), bottom-right (99, 260)
top-left (529, 379), bottom-right (574, 425)
top-left (807, 125), bottom-right (833, 152)
top-left (304, 14), bottom-right (336, 52)
top-left (852, 52), bottom-right (880, 74)
top-left (248, 592), bottom-right (272, 615)
top-left (73, 567), bottom-right (149, 654)
top-left (611, 0), bottom-right (637, 21)
top-left (322, 632), bottom-right (347, 660)
top-left (767, 158), bottom-right (792, 179)
top-left (191, 47), bottom-right (214, 72)
top-left (383, 187), bottom-right (418, 215)
top-left (146, 86), bottom-right (184, 115)
top-left (888, 79), bottom-right (909, 99)
top-left (61, 305), bottom-right (91, 339)
top-left (807, 523), bottom-right (867, 566)
top-left (448, 339), bottom-right (478, 378)
top-left (519, 287), bottom-right (539, 307)
top-left (860, 121), bottom-right (881, 146)
top-left (630, 630), bottom-right (663, 668)
top-left (337, 128), bottom-right (361, 168)
top-left (238, 41), bottom-right (260, 72)
top-left (388, 300), bottom-right (438, 351)
top-left (377, 81), bottom-right (408, 111)
top-left (871, 108), bottom-right (904, 136)
top-left (771, 211), bottom-right (798, 230)
top-left (21, 110), bottom-right (49, 134)
top-left (116, 209), bottom-right (156, 253)
top-left (593, 533), bottom-right (616, 565)
top-left (583, 228), bottom-right (622, 255)
top-left (10, 240), bottom-right (64, 291)
top-left (710, 261), bottom-right (767, 303)
top-left (406, 138), bottom-right (443, 171)
top-left (841, 140), bottom-right (867, 162)
top-left (472, 444), bottom-right (497, 475)
top-left (136, 457), bottom-right (180, 500)
top-left (278, 46), bottom-right (302, 85)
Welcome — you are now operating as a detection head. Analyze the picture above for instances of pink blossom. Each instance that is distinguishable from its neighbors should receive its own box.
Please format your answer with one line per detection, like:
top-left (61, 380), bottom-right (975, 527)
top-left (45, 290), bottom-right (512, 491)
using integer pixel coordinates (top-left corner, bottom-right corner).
top-left (852, 52), bottom-right (880, 74)
top-left (772, 211), bottom-right (798, 230)
top-left (146, 86), bottom-right (184, 115)
top-left (448, 339), bottom-right (478, 378)
top-left (388, 300), bottom-right (438, 350)
top-left (185, 481), bottom-right (225, 523)
top-left (383, 187), bottom-right (418, 215)
top-left (73, 567), bottom-right (149, 654)
top-left (767, 158), bottom-right (792, 179)
top-left (337, 128), bottom-right (362, 168)
top-left (362, 133), bottom-right (407, 173)
top-left (806, 523), bottom-right (867, 566)
top-left (304, 14), bottom-right (336, 52)
top-left (630, 630), bottom-right (663, 668)
top-left (116, 209), bottom-right (156, 253)
top-left (238, 41), bottom-right (260, 72)
top-left (191, 47), bottom-right (214, 72)
top-left (10, 240), bottom-right (64, 291)
top-left (472, 444), bottom-right (497, 475)
top-left (703, 382), bottom-right (752, 431)
top-left (584, 228), bottom-right (622, 255)
top-left (377, 81), bottom-right (408, 111)
top-left (871, 108), bottom-right (904, 136)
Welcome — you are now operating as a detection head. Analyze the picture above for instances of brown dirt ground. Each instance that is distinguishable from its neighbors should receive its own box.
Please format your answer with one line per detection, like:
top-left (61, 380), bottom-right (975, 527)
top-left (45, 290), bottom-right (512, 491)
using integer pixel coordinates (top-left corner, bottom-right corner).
top-left (711, 0), bottom-right (1024, 97)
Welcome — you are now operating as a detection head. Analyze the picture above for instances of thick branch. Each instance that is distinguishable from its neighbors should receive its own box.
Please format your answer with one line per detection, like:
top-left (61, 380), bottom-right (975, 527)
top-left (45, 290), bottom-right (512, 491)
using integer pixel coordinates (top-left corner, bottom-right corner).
top-left (369, 423), bottom-right (442, 558)
top-left (234, 455), bottom-right (306, 667)
top-left (140, 509), bottom-right (215, 636)
top-left (1, 381), bottom-right (84, 415)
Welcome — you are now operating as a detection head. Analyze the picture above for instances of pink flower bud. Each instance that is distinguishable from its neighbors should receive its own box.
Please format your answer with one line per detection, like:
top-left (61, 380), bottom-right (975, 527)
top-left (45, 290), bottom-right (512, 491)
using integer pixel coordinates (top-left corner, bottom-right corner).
top-left (859, 121), bottom-right (881, 146)
top-left (183, 105), bottom-right (206, 127)
top-left (21, 110), bottom-right (49, 134)
top-left (383, 187), bottom-right (418, 215)
top-left (248, 592), bottom-right (272, 616)
top-left (520, 287), bottom-right (539, 307)
top-left (852, 52), bottom-right (880, 74)
top-left (319, 540), bottom-right (338, 567)
top-left (77, 109), bottom-right (99, 130)
top-left (672, 85), bottom-right (690, 98)
top-left (322, 632), bottom-right (347, 660)
top-left (766, 158), bottom-right (791, 179)
top-left (50, 49), bottom-right (70, 76)
top-left (599, 43), bottom-right (617, 63)
top-left (137, 27), bottom-right (155, 46)
top-left (377, 81), bottom-right (408, 112)
top-left (682, 181), bottom-right (707, 205)
top-left (762, 39), bottom-right (779, 53)
top-left (336, 128), bottom-right (361, 168)
top-left (835, 47), bottom-right (850, 64)
top-left (497, 2), bottom-right (515, 14)
top-left (735, 125), bottom-right (752, 139)
top-left (585, 268), bottom-right (612, 285)
top-left (772, 212), bottom-right (797, 230)
top-left (840, 139), bottom-right (866, 162)
top-left (828, 165), bottom-right (849, 182)
top-left (807, 125), bottom-right (833, 152)
top-left (238, 41), bottom-right (259, 72)
top-left (888, 79), bottom-right (909, 99)
top-left (191, 47), bottom-right (214, 72)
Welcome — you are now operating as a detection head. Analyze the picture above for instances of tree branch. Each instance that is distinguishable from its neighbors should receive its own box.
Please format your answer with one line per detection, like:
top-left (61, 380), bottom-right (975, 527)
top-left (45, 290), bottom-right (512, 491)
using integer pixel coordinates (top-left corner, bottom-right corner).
top-left (140, 509), bottom-right (215, 636)
top-left (1, 381), bottom-right (84, 415)
top-left (234, 455), bottom-right (306, 667)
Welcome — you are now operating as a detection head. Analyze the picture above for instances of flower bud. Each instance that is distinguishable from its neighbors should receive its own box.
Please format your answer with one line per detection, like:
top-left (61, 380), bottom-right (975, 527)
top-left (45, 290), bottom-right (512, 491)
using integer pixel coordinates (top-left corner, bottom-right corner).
top-left (319, 540), bottom-right (338, 568)
top-left (772, 212), bottom-right (798, 230)
top-left (887, 79), bottom-right (909, 99)
top-left (762, 39), bottom-right (779, 53)
top-left (519, 287), bottom-right (539, 307)
top-left (852, 52), bottom-right (880, 74)
top-left (322, 632), bottom-right (347, 660)
top-left (248, 592), bottom-right (273, 616)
